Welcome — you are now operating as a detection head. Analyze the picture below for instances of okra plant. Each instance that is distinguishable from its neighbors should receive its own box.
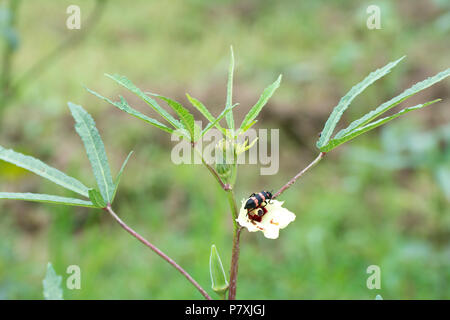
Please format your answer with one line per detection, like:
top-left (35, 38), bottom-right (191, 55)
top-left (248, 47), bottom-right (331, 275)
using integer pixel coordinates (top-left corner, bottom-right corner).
top-left (1, 48), bottom-right (448, 299)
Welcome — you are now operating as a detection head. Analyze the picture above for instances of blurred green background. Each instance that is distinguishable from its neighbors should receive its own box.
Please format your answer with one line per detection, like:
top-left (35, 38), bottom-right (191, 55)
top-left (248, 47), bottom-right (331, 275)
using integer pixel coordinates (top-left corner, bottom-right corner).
top-left (0, 0), bottom-right (449, 299)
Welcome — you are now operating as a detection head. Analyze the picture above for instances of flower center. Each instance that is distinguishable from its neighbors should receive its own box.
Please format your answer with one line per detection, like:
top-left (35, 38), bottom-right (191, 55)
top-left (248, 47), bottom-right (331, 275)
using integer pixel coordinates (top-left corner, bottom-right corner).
top-left (247, 206), bottom-right (268, 223)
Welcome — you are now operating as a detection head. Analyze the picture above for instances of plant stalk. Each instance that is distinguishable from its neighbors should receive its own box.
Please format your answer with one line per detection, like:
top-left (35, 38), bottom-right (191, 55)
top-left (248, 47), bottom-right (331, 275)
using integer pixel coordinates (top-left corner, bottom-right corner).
top-left (273, 152), bottom-right (326, 199)
top-left (228, 225), bottom-right (242, 300)
top-left (226, 189), bottom-right (241, 300)
top-left (193, 146), bottom-right (230, 191)
top-left (201, 157), bottom-right (231, 191)
top-left (104, 205), bottom-right (212, 300)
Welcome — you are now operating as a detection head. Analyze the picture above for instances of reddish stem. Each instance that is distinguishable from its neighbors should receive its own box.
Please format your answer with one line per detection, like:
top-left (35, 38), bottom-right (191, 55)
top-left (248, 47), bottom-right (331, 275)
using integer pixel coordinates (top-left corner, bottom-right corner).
top-left (273, 152), bottom-right (325, 199)
top-left (201, 158), bottom-right (231, 191)
top-left (228, 226), bottom-right (242, 300)
top-left (104, 205), bottom-right (212, 300)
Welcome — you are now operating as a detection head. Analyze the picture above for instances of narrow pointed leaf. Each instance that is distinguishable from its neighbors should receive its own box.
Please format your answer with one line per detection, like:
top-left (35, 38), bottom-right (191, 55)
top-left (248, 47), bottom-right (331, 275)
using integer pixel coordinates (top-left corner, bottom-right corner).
top-left (105, 74), bottom-right (183, 129)
top-left (111, 151), bottom-right (133, 203)
top-left (225, 46), bottom-right (235, 131)
top-left (86, 88), bottom-right (174, 134)
top-left (0, 192), bottom-right (96, 207)
top-left (209, 245), bottom-right (229, 298)
top-left (240, 74), bottom-right (282, 131)
top-left (186, 93), bottom-right (216, 124)
top-left (317, 56), bottom-right (405, 149)
top-left (241, 120), bottom-right (258, 133)
top-left (320, 99), bottom-right (441, 152)
top-left (88, 189), bottom-right (107, 208)
top-left (241, 137), bottom-right (258, 153)
top-left (186, 93), bottom-right (227, 135)
top-left (0, 145), bottom-right (89, 197)
top-left (152, 94), bottom-right (201, 142)
top-left (68, 102), bottom-right (115, 203)
top-left (334, 67), bottom-right (450, 139)
top-left (202, 103), bottom-right (239, 136)
top-left (43, 263), bottom-right (63, 300)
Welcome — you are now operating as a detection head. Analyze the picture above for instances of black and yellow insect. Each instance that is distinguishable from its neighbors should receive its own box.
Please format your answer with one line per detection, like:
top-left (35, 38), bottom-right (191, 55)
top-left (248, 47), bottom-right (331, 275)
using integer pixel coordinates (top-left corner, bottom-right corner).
top-left (244, 190), bottom-right (273, 222)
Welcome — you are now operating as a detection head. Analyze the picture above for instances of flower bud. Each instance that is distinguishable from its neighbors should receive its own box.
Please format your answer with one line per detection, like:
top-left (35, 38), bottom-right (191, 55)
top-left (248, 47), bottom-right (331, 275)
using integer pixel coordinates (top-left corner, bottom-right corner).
top-left (215, 163), bottom-right (233, 183)
top-left (209, 245), bottom-right (229, 299)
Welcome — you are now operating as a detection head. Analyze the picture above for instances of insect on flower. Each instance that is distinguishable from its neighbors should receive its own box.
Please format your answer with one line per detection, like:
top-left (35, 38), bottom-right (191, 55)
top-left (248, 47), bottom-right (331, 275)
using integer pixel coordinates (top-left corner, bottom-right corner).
top-left (238, 198), bottom-right (296, 239)
top-left (244, 190), bottom-right (273, 222)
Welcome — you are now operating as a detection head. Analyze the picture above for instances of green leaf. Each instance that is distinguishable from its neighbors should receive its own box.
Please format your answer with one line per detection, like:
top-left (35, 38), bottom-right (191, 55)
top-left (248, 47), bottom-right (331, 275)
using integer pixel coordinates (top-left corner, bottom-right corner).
top-left (152, 94), bottom-right (201, 142)
top-left (105, 74), bottom-right (183, 129)
top-left (320, 99), bottom-right (441, 152)
top-left (186, 93), bottom-right (217, 124)
top-left (334, 67), bottom-right (450, 139)
top-left (209, 244), bottom-right (229, 299)
top-left (68, 102), bottom-right (115, 203)
top-left (239, 74), bottom-right (282, 131)
top-left (241, 120), bottom-right (258, 133)
top-left (0, 192), bottom-right (96, 207)
top-left (43, 263), bottom-right (63, 300)
top-left (317, 56), bottom-right (405, 149)
top-left (225, 46), bottom-right (235, 131)
top-left (111, 151), bottom-right (133, 203)
top-left (88, 189), bottom-right (107, 208)
top-left (236, 137), bottom-right (258, 154)
top-left (86, 88), bottom-right (174, 134)
top-left (202, 103), bottom-right (239, 136)
top-left (0, 145), bottom-right (89, 197)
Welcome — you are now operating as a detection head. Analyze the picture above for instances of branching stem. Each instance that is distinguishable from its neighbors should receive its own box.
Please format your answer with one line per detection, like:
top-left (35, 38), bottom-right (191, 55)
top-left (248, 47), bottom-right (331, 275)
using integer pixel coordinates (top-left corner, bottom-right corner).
top-left (273, 152), bottom-right (326, 199)
top-left (193, 146), bottom-right (231, 191)
top-left (104, 205), bottom-right (212, 300)
top-left (201, 158), bottom-right (231, 191)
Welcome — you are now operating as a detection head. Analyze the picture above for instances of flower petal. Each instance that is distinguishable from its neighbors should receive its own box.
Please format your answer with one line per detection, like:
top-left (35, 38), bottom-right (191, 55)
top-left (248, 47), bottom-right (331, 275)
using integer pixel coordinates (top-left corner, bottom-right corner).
top-left (237, 199), bottom-right (296, 239)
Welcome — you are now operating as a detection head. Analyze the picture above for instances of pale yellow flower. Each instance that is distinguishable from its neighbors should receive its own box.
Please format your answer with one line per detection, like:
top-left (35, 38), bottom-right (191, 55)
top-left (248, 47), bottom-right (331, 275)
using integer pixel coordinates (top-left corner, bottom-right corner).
top-left (237, 199), bottom-right (296, 239)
